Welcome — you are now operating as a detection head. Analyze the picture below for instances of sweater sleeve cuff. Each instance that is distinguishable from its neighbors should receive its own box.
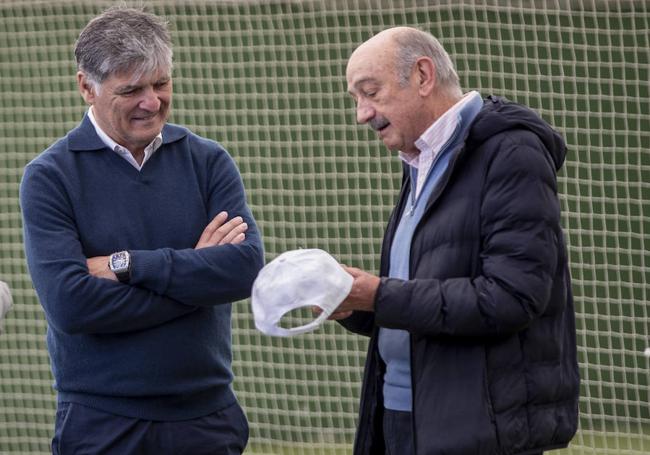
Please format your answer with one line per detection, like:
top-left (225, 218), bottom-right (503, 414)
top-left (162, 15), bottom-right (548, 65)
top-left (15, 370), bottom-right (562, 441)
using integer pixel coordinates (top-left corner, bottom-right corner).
top-left (129, 249), bottom-right (172, 296)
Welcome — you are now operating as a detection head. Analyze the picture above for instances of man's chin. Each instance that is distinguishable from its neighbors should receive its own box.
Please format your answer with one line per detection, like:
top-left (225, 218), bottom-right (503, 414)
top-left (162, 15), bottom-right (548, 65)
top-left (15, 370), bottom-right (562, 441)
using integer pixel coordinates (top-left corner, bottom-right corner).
top-left (380, 138), bottom-right (399, 151)
top-left (131, 118), bottom-right (162, 129)
top-left (131, 121), bottom-right (163, 137)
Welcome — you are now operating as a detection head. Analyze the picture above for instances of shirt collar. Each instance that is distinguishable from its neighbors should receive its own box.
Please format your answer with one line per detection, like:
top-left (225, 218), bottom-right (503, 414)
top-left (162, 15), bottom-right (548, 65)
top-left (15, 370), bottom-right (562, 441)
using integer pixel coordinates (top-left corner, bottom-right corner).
top-left (88, 106), bottom-right (163, 156)
top-left (399, 91), bottom-right (481, 167)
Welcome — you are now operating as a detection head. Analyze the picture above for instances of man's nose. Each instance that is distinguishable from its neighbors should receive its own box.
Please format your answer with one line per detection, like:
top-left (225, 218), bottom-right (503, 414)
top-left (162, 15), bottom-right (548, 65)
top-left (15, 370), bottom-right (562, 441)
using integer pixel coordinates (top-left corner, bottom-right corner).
top-left (356, 101), bottom-right (375, 124)
top-left (140, 86), bottom-right (162, 111)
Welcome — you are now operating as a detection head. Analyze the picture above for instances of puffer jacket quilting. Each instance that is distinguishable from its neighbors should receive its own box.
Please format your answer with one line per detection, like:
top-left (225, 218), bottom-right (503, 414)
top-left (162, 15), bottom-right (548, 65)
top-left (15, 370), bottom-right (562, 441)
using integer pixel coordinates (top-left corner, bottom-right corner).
top-left (341, 96), bottom-right (580, 455)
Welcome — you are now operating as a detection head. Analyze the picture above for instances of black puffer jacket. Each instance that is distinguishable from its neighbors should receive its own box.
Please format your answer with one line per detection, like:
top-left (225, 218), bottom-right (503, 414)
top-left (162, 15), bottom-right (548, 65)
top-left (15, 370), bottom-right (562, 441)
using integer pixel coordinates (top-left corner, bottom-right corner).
top-left (341, 96), bottom-right (580, 455)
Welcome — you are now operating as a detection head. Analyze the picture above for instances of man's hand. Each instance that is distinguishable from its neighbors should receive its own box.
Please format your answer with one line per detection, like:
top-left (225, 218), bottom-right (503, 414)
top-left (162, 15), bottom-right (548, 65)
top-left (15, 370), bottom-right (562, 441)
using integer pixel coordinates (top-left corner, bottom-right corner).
top-left (195, 211), bottom-right (248, 249)
top-left (322, 266), bottom-right (380, 320)
top-left (338, 266), bottom-right (380, 312)
top-left (87, 256), bottom-right (116, 280)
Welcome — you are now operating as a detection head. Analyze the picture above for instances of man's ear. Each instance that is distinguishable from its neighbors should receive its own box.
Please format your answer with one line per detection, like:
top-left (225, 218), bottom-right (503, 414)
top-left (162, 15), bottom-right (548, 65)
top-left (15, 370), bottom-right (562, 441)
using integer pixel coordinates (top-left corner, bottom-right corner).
top-left (77, 71), bottom-right (96, 105)
top-left (415, 57), bottom-right (436, 97)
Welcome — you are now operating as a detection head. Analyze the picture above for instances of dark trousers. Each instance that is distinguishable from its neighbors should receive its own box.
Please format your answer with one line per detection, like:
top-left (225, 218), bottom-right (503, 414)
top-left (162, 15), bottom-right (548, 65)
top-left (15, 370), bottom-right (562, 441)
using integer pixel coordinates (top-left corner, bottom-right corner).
top-left (383, 409), bottom-right (414, 455)
top-left (51, 401), bottom-right (248, 455)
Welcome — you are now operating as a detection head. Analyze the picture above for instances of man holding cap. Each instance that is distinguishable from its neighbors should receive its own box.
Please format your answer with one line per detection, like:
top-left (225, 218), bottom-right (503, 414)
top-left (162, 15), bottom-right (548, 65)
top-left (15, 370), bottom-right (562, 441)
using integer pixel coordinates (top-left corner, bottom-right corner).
top-left (331, 27), bottom-right (579, 455)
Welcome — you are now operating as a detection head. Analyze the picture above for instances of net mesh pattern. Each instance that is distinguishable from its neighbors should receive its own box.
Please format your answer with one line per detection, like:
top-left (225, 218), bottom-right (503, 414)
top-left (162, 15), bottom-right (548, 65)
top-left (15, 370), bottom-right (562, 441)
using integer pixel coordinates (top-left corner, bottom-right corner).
top-left (0, 1), bottom-right (648, 453)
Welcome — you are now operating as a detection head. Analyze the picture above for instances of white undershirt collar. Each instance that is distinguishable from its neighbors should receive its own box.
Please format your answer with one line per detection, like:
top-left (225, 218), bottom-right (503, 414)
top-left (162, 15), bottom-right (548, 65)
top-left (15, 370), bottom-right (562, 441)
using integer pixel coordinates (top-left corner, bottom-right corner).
top-left (88, 106), bottom-right (163, 171)
top-left (399, 91), bottom-right (481, 197)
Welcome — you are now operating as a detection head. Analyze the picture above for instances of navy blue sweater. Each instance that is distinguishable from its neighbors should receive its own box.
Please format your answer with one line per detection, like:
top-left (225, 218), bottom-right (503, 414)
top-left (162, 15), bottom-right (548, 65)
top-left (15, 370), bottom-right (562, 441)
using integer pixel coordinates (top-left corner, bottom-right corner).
top-left (20, 115), bottom-right (265, 420)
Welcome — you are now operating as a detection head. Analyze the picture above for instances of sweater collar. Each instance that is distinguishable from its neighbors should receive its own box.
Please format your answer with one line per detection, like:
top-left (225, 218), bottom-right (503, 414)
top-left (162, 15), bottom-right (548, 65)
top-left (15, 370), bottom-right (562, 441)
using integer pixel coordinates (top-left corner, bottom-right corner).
top-left (67, 112), bottom-right (188, 152)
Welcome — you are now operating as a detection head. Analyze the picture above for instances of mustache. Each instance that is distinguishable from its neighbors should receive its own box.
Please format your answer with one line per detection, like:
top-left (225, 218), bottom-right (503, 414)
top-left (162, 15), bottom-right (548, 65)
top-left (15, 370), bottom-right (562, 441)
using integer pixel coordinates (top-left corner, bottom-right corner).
top-left (369, 116), bottom-right (390, 131)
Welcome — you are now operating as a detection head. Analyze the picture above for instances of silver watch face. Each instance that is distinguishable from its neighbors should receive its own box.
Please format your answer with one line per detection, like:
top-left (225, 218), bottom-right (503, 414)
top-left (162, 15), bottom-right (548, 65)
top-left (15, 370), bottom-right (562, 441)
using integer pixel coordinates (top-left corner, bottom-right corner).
top-left (110, 251), bottom-right (130, 272)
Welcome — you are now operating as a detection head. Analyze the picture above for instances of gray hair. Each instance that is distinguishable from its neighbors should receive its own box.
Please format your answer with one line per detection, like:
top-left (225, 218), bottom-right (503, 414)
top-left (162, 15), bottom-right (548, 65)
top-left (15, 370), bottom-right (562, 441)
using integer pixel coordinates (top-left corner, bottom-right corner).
top-left (393, 29), bottom-right (461, 96)
top-left (74, 6), bottom-right (173, 91)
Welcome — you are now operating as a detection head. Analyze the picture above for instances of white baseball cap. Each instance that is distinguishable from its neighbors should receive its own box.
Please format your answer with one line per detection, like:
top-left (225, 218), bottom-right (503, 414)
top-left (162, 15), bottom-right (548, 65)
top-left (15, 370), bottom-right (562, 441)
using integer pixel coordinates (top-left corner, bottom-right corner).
top-left (251, 249), bottom-right (353, 337)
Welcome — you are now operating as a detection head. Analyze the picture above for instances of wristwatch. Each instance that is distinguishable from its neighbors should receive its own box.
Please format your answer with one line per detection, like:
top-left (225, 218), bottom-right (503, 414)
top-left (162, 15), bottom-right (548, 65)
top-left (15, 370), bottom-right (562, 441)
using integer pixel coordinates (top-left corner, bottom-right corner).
top-left (108, 251), bottom-right (131, 283)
